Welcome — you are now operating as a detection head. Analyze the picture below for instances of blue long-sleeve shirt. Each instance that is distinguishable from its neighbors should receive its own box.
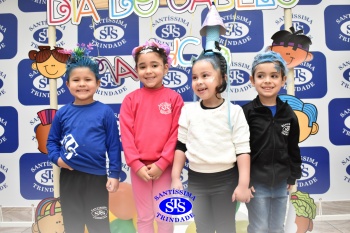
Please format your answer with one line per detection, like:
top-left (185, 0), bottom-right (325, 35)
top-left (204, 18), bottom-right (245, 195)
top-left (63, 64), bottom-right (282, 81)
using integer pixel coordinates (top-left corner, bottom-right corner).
top-left (47, 101), bottom-right (121, 179)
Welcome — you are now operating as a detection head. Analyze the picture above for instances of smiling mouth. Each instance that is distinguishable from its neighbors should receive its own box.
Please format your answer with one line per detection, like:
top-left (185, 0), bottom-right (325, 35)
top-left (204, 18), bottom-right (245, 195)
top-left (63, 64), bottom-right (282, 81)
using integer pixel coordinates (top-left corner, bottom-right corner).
top-left (44, 66), bottom-right (58, 75)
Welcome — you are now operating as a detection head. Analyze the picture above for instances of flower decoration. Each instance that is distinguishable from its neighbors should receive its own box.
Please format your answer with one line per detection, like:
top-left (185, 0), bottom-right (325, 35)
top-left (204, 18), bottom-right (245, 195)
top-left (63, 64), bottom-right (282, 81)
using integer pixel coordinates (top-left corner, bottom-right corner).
top-left (132, 40), bottom-right (172, 66)
top-left (58, 43), bottom-right (94, 62)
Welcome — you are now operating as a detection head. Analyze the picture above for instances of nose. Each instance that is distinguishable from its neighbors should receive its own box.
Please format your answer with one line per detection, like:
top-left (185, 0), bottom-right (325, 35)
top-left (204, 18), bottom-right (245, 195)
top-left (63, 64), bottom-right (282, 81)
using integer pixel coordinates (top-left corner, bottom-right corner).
top-left (264, 76), bottom-right (271, 83)
top-left (78, 80), bottom-right (86, 86)
top-left (146, 66), bottom-right (152, 73)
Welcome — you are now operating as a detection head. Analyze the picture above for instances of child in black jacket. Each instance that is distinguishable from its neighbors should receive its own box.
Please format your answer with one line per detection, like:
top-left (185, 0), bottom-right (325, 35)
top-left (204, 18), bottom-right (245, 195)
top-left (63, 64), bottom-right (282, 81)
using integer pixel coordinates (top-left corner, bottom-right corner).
top-left (243, 51), bottom-right (302, 233)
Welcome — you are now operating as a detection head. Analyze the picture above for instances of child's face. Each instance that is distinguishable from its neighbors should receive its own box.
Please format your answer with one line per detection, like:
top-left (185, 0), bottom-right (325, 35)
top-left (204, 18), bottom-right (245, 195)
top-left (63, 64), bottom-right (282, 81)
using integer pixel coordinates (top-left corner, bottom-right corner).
top-left (192, 60), bottom-right (223, 105)
top-left (136, 52), bottom-right (168, 89)
top-left (250, 62), bottom-right (286, 105)
top-left (66, 67), bottom-right (100, 105)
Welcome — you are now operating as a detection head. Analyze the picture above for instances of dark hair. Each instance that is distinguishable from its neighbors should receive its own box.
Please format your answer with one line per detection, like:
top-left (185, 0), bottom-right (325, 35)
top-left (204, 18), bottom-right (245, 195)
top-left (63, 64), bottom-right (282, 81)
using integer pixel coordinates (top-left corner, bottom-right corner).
top-left (271, 27), bottom-right (312, 51)
top-left (28, 46), bottom-right (70, 63)
top-left (192, 52), bottom-right (228, 95)
top-left (66, 57), bottom-right (100, 82)
top-left (134, 46), bottom-right (168, 67)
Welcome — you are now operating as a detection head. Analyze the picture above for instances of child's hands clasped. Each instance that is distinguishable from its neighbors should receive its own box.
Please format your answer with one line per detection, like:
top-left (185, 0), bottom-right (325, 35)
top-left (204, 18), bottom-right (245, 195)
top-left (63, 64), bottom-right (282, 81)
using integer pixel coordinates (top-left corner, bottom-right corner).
top-left (136, 166), bottom-right (153, 181)
top-left (146, 163), bottom-right (163, 180)
top-left (232, 184), bottom-right (254, 203)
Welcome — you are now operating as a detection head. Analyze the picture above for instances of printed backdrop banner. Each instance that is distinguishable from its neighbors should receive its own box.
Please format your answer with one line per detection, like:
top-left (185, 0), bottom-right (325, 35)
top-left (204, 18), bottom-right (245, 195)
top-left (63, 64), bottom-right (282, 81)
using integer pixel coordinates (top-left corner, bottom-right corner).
top-left (0, 0), bottom-right (349, 207)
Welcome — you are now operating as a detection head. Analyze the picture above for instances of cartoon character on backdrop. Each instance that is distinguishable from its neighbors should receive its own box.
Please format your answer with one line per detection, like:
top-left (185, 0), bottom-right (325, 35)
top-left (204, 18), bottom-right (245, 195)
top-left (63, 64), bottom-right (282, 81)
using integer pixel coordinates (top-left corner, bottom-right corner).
top-left (28, 46), bottom-right (70, 154)
top-left (267, 27), bottom-right (313, 69)
top-left (279, 94), bottom-right (319, 142)
top-left (32, 197), bottom-right (64, 233)
top-left (28, 46), bottom-right (70, 79)
top-left (285, 191), bottom-right (317, 233)
top-left (35, 109), bottom-right (57, 154)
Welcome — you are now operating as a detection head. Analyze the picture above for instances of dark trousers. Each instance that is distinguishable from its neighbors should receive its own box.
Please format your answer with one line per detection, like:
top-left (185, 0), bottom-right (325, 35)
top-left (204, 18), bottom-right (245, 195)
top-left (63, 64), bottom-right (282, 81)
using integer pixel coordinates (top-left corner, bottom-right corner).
top-left (60, 169), bottom-right (110, 233)
top-left (188, 167), bottom-right (238, 233)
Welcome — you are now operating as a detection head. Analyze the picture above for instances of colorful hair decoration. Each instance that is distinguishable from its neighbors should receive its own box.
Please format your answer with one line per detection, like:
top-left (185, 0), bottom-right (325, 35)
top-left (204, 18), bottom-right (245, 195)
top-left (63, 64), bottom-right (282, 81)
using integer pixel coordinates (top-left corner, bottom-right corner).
top-left (132, 40), bottom-right (172, 66)
top-left (59, 43), bottom-right (100, 80)
top-left (58, 43), bottom-right (94, 62)
top-left (251, 51), bottom-right (288, 76)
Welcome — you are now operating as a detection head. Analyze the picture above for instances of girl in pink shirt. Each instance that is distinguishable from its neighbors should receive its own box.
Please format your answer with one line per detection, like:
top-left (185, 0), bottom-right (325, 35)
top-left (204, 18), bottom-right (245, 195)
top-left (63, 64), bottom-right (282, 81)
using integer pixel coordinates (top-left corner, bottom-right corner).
top-left (120, 40), bottom-right (184, 233)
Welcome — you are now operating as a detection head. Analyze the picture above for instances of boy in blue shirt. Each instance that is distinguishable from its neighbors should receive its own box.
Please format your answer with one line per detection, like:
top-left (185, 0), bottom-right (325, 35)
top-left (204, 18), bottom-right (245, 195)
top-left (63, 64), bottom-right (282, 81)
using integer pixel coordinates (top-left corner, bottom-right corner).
top-left (47, 44), bottom-right (121, 233)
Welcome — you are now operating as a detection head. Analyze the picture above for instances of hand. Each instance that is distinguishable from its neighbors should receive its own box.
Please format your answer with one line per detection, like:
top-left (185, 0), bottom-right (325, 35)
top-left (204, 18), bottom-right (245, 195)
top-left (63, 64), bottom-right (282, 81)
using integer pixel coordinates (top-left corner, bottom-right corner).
top-left (136, 166), bottom-right (152, 182)
top-left (57, 157), bottom-right (73, 170)
top-left (171, 178), bottom-right (183, 190)
top-left (287, 184), bottom-right (295, 192)
top-left (146, 163), bottom-right (163, 180)
top-left (232, 184), bottom-right (254, 203)
top-left (106, 178), bottom-right (120, 193)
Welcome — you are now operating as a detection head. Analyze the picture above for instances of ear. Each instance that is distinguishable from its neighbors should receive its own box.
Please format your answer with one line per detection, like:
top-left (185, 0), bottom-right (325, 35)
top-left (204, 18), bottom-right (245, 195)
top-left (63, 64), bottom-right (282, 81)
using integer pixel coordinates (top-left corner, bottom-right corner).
top-left (281, 75), bottom-right (287, 86)
top-left (66, 81), bottom-right (69, 87)
top-left (311, 122), bottom-right (319, 135)
top-left (305, 52), bottom-right (313, 62)
top-left (164, 63), bottom-right (169, 73)
top-left (31, 62), bottom-right (38, 70)
top-left (97, 79), bottom-right (101, 87)
top-left (249, 76), bottom-right (255, 85)
top-left (32, 222), bottom-right (40, 233)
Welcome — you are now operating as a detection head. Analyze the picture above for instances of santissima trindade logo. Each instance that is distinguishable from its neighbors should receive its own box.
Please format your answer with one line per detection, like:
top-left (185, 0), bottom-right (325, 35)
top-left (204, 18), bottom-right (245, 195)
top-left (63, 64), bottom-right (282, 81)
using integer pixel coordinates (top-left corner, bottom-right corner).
top-left (155, 189), bottom-right (195, 223)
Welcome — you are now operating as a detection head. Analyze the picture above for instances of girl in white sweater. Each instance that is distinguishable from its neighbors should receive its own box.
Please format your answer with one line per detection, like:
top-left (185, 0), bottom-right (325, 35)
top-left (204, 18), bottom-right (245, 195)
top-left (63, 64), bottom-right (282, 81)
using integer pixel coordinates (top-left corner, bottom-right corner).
top-left (171, 50), bottom-right (252, 233)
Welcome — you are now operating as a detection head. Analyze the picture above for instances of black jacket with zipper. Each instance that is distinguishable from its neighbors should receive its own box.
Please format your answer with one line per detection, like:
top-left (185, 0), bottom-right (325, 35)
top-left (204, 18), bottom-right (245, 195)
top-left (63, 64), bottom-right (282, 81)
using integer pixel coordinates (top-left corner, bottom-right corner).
top-left (242, 96), bottom-right (302, 186)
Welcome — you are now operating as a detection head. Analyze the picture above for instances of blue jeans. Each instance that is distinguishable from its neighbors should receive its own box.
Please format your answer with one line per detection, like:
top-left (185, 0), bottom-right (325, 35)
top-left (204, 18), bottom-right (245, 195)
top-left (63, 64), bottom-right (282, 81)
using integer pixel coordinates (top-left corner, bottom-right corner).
top-left (246, 181), bottom-right (288, 233)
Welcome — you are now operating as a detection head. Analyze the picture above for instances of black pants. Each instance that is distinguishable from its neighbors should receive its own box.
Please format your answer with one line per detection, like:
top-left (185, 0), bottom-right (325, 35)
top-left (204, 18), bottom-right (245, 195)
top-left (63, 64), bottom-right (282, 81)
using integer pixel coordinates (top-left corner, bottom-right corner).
top-left (188, 167), bottom-right (238, 233)
top-left (60, 169), bottom-right (110, 233)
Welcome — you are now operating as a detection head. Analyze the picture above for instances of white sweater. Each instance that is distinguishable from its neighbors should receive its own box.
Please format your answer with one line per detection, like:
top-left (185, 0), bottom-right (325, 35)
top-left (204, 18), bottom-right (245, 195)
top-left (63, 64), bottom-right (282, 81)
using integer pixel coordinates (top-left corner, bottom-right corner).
top-left (178, 100), bottom-right (250, 173)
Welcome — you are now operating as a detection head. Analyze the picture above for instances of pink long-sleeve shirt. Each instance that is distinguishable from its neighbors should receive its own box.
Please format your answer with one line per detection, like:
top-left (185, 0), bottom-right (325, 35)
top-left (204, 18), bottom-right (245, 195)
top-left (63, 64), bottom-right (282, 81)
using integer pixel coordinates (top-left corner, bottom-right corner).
top-left (120, 86), bottom-right (184, 172)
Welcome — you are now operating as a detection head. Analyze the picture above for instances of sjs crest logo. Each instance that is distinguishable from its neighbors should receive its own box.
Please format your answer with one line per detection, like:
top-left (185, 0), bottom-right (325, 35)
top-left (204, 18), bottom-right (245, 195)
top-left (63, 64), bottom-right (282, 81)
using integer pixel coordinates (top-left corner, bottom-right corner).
top-left (0, 107), bottom-right (18, 153)
top-left (152, 15), bottom-right (189, 48)
top-left (325, 5), bottom-right (350, 51)
top-left (206, 10), bottom-right (263, 52)
top-left (341, 155), bottom-right (350, 184)
top-left (96, 71), bottom-right (127, 97)
top-left (159, 197), bottom-right (192, 215)
top-left (280, 52), bottom-right (327, 99)
top-left (78, 11), bottom-right (139, 56)
top-left (0, 14), bottom-right (17, 59)
top-left (329, 98), bottom-right (350, 146)
top-left (229, 62), bottom-right (252, 94)
top-left (155, 24), bottom-right (186, 40)
top-left (29, 22), bottom-right (66, 48)
top-left (338, 60), bottom-right (350, 90)
top-left (20, 153), bottom-right (54, 199)
top-left (164, 66), bottom-right (192, 101)
top-left (18, 59), bottom-right (72, 106)
top-left (0, 164), bottom-right (8, 191)
top-left (276, 13), bottom-right (313, 39)
top-left (155, 189), bottom-right (195, 222)
top-left (91, 206), bottom-right (108, 219)
top-left (298, 147), bottom-right (330, 194)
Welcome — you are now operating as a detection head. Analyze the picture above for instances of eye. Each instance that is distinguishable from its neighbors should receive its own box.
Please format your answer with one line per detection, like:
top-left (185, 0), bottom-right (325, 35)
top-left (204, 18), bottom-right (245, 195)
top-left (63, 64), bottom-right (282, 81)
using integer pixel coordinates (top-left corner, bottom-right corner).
top-left (192, 76), bottom-right (198, 80)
